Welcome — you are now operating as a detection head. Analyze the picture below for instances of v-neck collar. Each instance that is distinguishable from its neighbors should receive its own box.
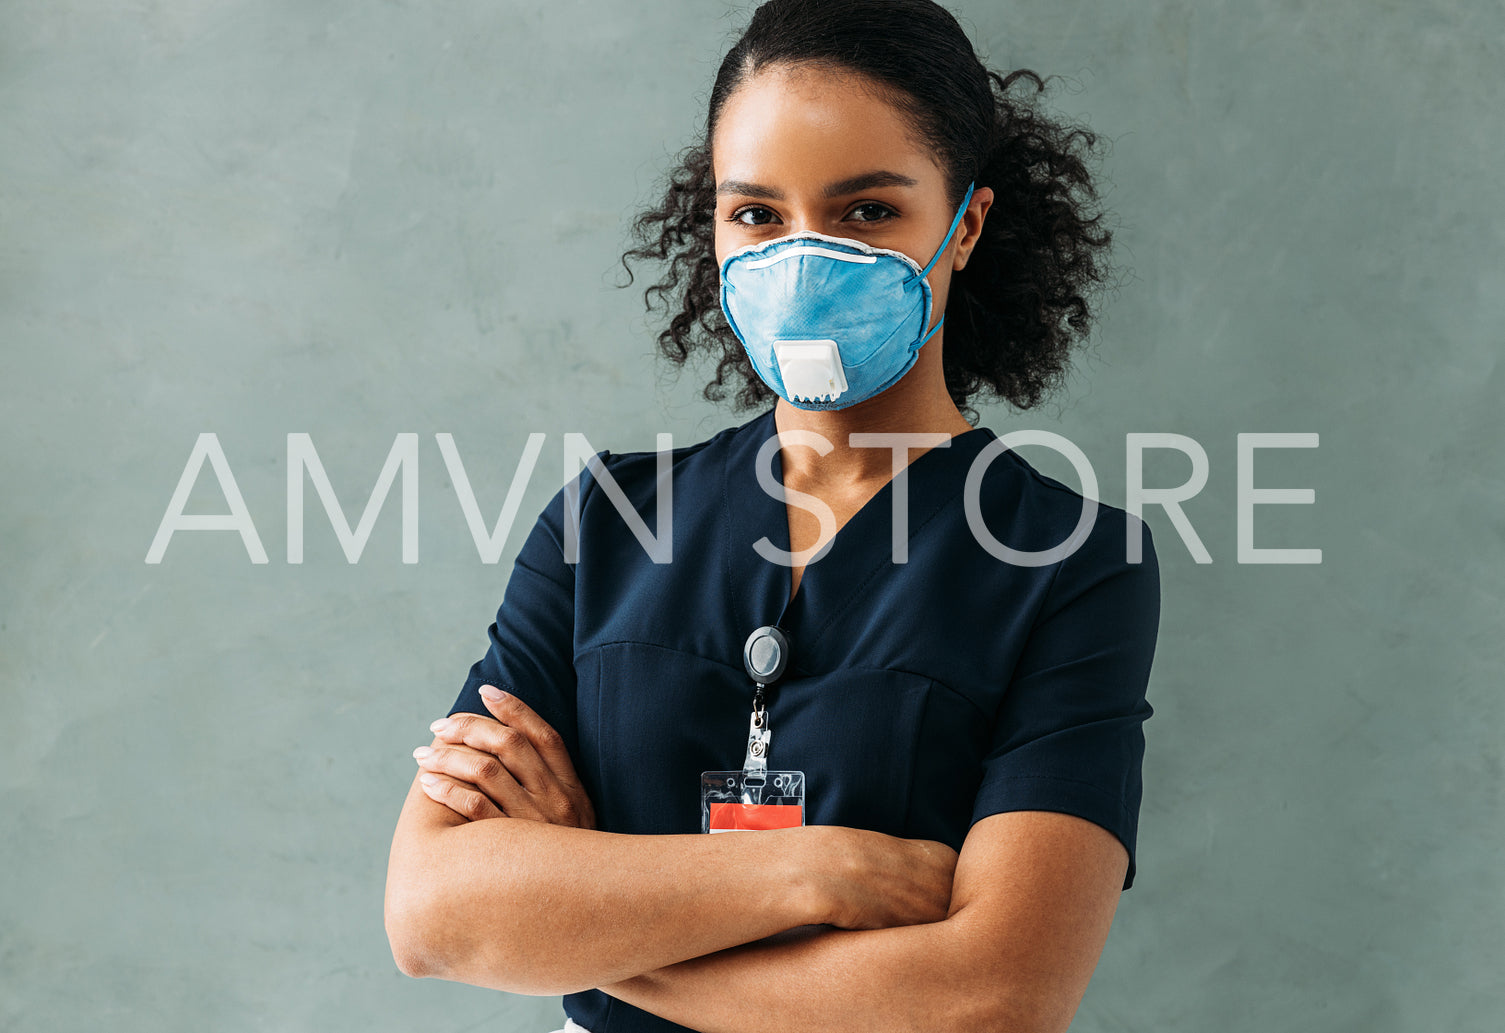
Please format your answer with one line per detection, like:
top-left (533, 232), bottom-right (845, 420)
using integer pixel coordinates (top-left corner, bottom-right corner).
top-left (720, 405), bottom-right (998, 675)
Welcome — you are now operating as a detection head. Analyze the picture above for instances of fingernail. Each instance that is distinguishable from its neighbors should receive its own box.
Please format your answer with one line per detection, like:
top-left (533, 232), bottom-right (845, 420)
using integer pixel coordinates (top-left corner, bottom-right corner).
top-left (429, 719), bottom-right (450, 733)
top-left (419, 773), bottom-right (439, 787)
top-left (412, 746), bottom-right (433, 760)
top-left (480, 685), bottom-right (506, 702)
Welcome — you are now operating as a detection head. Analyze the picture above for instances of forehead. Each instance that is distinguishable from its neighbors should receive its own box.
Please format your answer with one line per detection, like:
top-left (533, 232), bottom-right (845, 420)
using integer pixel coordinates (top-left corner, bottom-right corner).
top-left (711, 63), bottom-right (938, 181)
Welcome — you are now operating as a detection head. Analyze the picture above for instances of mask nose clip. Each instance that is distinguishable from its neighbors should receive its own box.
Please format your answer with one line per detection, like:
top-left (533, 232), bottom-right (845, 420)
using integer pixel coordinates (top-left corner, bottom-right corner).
top-left (772, 340), bottom-right (849, 404)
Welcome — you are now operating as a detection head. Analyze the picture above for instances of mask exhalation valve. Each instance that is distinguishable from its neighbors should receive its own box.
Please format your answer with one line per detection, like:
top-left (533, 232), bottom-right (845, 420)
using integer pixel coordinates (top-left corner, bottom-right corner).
top-left (772, 340), bottom-right (849, 404)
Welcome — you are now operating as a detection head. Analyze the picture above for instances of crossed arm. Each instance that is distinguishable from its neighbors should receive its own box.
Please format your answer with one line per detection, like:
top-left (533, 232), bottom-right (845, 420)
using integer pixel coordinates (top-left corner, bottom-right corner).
top-left (597, 808), bottom-right (1127, 1033)
top-left (384, 691), bottom-right (1129, 1033)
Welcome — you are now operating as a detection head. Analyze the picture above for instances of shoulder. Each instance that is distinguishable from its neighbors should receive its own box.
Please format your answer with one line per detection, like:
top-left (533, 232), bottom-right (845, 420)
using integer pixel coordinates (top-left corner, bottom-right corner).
top-left (539, 410), bottom-right (779, 548)
top-left (962, 429), bottom-right (1157, 580)
top-left (571, 414), bottom-right (755, 511)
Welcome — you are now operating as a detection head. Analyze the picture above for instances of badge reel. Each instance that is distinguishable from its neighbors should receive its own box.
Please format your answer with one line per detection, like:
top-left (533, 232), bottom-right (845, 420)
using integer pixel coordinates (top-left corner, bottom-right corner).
top-left (701, 626), bottom-right (806, 833)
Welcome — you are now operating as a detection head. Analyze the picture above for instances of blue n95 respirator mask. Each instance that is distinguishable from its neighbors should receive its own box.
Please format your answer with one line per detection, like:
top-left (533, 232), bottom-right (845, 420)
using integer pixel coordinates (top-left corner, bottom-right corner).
top-left (718, 181), bottom-right (975, 410)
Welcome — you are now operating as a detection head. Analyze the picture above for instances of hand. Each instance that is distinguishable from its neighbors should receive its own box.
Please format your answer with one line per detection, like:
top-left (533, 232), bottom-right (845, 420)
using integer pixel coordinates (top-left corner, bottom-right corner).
top-left (807, 826), bottom-right (958, 930)
top-left (414, 685), bottom-right (597, 829)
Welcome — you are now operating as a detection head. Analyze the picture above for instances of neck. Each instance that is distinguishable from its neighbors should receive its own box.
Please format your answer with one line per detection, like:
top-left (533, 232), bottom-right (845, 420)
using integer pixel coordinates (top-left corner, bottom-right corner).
top-left (771, 338), bottom-right (974, 484)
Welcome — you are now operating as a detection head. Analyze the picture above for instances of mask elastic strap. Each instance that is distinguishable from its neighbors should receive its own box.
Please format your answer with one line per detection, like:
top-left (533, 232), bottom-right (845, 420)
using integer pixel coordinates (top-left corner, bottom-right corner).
top-left (916, 181), bottom-right (976, 344)
top-left (920, 312), bottom-right (946, 346)
top-left (919, 180), bottom-right (976, 279)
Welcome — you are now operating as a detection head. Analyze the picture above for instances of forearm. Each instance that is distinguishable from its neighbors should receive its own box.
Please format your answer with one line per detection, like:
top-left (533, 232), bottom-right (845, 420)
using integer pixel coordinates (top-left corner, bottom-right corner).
top-left (385, 778), bottom-right (828, 995)
top-left (600, 910), bottom-right (1018, 1033)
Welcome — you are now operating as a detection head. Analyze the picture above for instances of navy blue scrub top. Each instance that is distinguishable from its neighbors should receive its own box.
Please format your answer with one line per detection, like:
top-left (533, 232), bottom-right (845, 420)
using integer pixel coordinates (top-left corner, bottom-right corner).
top-left (447, 404), bottom-right (1161, 1033)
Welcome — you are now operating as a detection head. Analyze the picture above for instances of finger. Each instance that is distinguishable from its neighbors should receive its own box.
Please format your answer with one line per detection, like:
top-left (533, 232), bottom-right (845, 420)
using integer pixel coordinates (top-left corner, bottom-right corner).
top-left (414, 740), bottom-right (547, 821)
top-left (417, 770), bottom-right (504, 822)
top-left (425, 721), bottom-right (597, 829)
top-left (474, 686), bottom-right (581, 788)
top-left (430, 713), bottom-right (559, 799)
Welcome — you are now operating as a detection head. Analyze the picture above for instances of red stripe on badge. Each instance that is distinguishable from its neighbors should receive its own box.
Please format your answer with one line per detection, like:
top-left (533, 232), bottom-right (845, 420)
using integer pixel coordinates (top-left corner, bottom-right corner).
top-left (708, 801), bottom-right (804, 831)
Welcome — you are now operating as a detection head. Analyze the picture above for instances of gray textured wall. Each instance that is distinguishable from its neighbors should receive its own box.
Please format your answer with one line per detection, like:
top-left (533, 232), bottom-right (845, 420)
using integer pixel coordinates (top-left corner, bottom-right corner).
top-left (3, 1), bottom-right (1500, 1030)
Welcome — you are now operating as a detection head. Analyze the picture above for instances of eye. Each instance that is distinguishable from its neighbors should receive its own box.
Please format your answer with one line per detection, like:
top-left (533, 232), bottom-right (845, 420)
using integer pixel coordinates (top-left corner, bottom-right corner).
top-left (846, 201), bottom-right (897, 223)
top-left (728, 205), bottom-right (779, 226)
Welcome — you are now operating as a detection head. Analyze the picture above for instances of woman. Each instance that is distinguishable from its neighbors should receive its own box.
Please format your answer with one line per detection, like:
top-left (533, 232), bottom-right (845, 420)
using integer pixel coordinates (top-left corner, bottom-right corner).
top-left (384, 2), bottom-right (1161, 1032)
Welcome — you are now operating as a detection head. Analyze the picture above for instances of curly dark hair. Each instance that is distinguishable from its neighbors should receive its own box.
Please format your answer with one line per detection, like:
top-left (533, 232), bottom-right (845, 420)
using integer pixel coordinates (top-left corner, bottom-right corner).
top-left (618, 0), bottom-right (1120, 423)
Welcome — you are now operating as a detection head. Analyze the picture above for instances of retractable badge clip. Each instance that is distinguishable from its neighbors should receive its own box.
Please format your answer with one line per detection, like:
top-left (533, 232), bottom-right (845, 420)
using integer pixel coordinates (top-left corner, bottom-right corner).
top-left (701, 626), bottom-right (806, 832)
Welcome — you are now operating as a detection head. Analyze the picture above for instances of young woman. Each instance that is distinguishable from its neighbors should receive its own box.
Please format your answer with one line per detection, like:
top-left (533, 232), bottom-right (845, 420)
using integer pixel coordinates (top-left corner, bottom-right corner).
top-left (385, 3), bottom-right (1161, 1032)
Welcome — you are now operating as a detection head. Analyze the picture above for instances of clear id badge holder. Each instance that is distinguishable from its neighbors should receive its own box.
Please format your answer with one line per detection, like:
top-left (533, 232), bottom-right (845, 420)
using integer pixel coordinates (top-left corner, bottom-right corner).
top-left (701, 626), bottom-right (806, 833)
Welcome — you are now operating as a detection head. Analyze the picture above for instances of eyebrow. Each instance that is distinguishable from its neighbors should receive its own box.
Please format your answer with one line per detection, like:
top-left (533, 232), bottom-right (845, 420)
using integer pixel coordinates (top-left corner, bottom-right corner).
top-left (715, 169), bottom-right (919, 200)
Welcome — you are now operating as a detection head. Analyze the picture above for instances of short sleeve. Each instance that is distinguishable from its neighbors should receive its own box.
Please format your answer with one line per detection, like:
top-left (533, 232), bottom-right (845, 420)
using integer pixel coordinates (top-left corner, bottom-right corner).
top-left (969, 510), bottom-right (1161, 891)
top-left (446, 453), bottom-right (609, 771)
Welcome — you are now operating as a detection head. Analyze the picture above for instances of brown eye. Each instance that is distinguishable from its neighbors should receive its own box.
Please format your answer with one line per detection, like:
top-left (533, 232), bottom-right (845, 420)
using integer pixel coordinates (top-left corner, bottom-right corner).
top-left (730, 205), bottom-right (778, 226)
top-left (847, 202), bottom-right (897, 223)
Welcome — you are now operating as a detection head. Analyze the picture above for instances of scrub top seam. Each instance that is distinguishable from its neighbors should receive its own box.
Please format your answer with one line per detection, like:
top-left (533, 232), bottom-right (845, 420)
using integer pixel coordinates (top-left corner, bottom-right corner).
top-left (573, 448), bottom-right (612, 534)
top-left (577, 637), bottom-right (745, 675)
top-left (577, 639), bottom-right (991, 721)
top-left (968, 777), bottom-right (1135, 868)
top-left (985, 526), bottom-right (1069, 725)
top-left (516, 554), bottom-right (573, 594)
top-left (579, 450), bottom-right (611, 805)
top-left (977, 770), bottom-right (1128, 803)
top-left (899, 676), bottom-right (936, 830)
top-left (912, 671), bottom-right (991, 721)
top-left (996, 443), bottom-right (1120, 512)
top-left (573, 447), bottom-right (609, 641)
